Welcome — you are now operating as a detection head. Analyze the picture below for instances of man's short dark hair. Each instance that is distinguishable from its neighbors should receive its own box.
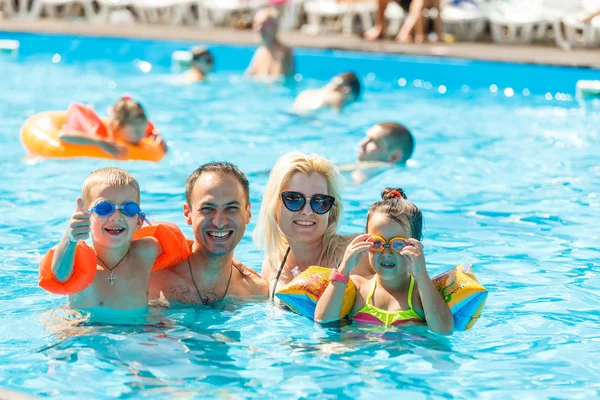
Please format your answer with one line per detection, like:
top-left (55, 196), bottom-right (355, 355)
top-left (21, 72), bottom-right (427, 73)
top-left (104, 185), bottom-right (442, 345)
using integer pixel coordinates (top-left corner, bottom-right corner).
top-left (191, 46), bottom-right (214, 64)
top-left (337, 72), bottom-right (361, 100)
top-left (379, 122), bottom-right (414, 162)
top-left (185, 162), bottom-right (250, 205)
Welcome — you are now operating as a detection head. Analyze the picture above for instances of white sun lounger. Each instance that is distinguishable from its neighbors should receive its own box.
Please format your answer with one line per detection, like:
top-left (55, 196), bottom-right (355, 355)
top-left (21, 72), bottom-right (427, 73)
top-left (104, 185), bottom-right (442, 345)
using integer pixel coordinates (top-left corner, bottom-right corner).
top-left (441, 0), bottom-right (486, 41)
top-left (302, 1), bottom-right (377, 36)
top-left (488, 0), bottom-right (548, 44)
top-left (132, 0), bottom-right (195, 24)
top-left (553, 0), bottom-right (600, 49)
top-left (199, 0), bottom-right (269, 26)
top-left (28, 0), bottom-right (96, 19)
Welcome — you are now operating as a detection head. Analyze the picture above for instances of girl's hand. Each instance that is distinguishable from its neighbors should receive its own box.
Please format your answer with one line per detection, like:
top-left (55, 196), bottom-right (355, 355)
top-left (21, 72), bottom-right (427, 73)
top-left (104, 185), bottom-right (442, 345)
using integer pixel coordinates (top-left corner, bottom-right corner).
top-left (339, 234), bottom-right (372, 275)
top-left (400, 238), bottom-right (427, 276)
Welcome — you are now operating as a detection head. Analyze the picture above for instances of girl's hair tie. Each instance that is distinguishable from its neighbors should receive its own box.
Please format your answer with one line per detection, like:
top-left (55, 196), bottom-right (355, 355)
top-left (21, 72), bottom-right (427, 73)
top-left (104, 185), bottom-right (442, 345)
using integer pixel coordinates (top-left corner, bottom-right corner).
top-left (388, 190), bottom-right (404, 199)
top-left (122, 95), bottom-right (132, 101)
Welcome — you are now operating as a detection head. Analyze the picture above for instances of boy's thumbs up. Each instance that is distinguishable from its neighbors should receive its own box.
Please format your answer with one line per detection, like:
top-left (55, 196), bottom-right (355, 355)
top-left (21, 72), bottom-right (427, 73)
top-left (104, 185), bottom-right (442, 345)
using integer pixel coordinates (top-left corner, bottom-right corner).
top-left (76, 197), bottom-right (84, 212)
top-left (67, 196), bottom-right (90, 243)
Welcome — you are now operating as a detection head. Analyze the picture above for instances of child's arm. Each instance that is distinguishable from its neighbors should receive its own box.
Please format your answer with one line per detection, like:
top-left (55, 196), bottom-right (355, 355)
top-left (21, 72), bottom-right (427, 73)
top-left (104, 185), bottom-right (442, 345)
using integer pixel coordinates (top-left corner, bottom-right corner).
top-left (52, 197), bottom-right (91, 282)
top-left (59, 132), bottom-right (127, 158)
top-left (315, 234), bottom-right (371, 323)
top-left (133, 223), bottom-right (190, 272)
top-left (402, 239), bottom-right (454, 335)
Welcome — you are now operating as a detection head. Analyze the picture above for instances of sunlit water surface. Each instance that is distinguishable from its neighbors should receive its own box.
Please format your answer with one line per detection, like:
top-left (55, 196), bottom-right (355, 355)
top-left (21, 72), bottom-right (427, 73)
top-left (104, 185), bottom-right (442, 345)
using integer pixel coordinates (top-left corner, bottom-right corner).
top-left (0, 33), bottom-right (599, 398)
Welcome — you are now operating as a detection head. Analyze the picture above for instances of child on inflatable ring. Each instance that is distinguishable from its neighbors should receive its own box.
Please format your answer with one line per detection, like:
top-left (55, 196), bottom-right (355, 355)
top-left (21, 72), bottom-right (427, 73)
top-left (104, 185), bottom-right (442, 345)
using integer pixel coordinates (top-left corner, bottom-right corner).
top-left (39, 167), bottom-right (189, 323)
top-left (59, 96), bottom-right (166, 160)
top-left (314, 187), bottom-right (454, 334)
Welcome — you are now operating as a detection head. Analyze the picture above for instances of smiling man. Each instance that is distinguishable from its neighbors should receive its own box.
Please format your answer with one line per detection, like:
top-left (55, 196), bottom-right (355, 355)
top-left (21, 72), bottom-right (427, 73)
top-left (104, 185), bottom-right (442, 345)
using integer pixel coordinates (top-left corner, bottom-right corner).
top-left (149, 162), bottom-right (268, 305)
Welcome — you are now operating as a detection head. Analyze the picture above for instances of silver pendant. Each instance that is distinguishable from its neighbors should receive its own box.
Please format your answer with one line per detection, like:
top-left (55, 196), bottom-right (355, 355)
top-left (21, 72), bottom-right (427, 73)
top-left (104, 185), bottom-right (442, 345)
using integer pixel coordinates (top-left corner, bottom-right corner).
top-left (108, 271), bottom-right (115, 286)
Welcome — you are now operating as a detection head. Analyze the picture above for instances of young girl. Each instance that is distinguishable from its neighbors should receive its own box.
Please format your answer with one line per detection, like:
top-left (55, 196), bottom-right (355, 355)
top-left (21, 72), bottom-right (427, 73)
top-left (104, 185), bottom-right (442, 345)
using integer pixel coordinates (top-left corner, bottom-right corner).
top-left (314, 188), bottom-right (454, 334)
top-left (60, 96), bottom-right (165, 159)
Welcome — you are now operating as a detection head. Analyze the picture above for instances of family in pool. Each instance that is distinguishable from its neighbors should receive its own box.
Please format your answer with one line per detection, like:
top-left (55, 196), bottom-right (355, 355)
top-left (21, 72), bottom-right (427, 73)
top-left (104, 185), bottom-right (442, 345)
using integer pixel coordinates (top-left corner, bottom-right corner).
top-left (39, 5), bottom-right (456, 334)
top-left (41, 156), bottom-right (451, 334)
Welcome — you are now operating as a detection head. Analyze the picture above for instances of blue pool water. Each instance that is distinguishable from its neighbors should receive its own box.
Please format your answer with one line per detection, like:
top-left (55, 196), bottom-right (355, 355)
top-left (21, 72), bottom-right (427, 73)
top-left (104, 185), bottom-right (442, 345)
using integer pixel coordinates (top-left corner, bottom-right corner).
top-left (1, 32), bottom-right (599, 398)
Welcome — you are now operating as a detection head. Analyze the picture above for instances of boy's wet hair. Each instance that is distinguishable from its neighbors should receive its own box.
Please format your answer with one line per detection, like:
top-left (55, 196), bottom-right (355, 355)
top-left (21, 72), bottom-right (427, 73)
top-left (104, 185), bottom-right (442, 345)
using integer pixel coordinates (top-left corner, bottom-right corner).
top-left (82, 167), bottom-right (141, 208)
top-left (185, 162), bottom-right (250, 206)
top-left (191, 46), bottom-right (214, 65)
top-left (366, 187), bottom-right (423, 240)
top-left (379, 122), bottom-right (415, 162)
top-left (112, 96), bottom-right (147, 128)
top-left (336, 72), bottom-right (361, 100)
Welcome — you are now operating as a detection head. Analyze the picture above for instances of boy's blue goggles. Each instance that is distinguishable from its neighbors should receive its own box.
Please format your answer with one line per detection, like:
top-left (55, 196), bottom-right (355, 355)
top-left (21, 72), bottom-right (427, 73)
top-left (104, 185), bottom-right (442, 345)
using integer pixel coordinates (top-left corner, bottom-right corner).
top-left (88, 201), bottom-right (144, 219)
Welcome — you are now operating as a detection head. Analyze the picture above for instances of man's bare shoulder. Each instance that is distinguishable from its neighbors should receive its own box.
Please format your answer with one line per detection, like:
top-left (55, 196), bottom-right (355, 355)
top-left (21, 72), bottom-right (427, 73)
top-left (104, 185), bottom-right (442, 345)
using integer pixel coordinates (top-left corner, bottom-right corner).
top-left (232, 268), bottom-right (269, 298)
top-left (149, 260), bottom-right (187, 299)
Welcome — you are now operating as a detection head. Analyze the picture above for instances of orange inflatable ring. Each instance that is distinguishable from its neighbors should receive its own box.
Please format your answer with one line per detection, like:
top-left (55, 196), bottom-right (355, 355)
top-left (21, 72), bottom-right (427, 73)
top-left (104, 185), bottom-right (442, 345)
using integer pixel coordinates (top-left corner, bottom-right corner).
top-left (39, 223), bottom-right (190, 295)
top-left (20, 111), bottom-right (166, 162)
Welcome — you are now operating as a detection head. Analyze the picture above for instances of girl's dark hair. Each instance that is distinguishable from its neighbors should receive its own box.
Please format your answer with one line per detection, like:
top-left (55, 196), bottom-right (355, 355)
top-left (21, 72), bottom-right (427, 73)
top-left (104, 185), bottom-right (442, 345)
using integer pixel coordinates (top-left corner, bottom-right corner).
top-left (366, 187), bottom-right (423, 240)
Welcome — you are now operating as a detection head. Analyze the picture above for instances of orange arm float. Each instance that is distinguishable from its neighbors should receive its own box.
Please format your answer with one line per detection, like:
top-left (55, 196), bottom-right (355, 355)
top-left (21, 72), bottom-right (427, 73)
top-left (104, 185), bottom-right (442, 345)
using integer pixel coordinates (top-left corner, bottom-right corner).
top-left (39, 242), bottom-right (97, 295)
top-left (132, 222), bottom-right (190, 271)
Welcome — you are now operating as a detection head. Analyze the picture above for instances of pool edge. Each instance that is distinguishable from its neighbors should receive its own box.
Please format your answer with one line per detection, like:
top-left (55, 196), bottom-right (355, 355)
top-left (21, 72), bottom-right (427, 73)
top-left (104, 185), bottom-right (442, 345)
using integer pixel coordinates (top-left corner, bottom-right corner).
top-left (0, 19), bottom-right (599, 70)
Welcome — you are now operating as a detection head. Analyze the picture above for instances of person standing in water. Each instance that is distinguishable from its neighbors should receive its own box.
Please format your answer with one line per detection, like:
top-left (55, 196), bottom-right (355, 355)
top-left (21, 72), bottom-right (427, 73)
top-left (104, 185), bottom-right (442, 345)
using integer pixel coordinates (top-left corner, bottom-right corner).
top-left (246, 6), bottom-right (294, 81)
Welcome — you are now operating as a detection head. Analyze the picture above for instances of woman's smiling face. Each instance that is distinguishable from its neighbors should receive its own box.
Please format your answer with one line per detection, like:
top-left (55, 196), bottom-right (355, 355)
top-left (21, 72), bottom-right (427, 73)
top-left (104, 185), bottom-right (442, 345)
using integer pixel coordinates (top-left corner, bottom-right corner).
top-left (277, 172), bottom-right (330, 246)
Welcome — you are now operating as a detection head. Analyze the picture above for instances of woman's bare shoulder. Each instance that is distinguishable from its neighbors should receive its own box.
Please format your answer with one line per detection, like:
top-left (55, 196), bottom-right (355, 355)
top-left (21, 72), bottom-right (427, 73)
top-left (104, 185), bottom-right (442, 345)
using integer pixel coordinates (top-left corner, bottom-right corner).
top-left (260, 258), bottom-right (274, 281)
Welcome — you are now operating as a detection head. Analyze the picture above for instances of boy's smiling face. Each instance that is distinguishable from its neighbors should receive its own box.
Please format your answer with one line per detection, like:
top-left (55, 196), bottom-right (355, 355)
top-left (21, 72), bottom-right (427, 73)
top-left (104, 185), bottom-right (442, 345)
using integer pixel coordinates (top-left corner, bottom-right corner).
top-left (87, 183), bottom-right (143, 249)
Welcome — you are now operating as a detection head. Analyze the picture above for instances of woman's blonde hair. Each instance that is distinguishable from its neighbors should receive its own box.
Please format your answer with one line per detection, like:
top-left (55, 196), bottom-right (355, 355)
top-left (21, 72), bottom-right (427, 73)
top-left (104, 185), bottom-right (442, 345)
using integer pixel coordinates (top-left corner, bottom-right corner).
top-left (253, 152), bottom-right (346, 270)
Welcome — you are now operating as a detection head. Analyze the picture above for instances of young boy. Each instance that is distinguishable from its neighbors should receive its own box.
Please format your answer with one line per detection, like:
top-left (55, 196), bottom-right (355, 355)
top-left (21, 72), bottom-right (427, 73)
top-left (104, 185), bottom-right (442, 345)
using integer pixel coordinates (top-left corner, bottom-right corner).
top-left (339, 122), bottom-right (415, 184)
top-left (178, 46), bottom-right (214, 83)
top-left (291, 72), bottom-right (361, 114)
top-left (39, 167), bottom-right (188, 322)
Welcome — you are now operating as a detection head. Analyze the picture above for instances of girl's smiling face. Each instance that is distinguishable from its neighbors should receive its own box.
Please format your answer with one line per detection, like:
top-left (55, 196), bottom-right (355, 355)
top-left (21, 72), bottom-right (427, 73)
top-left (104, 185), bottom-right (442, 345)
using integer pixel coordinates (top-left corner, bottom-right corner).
top-left (367, 212), bottom-right (411, 279)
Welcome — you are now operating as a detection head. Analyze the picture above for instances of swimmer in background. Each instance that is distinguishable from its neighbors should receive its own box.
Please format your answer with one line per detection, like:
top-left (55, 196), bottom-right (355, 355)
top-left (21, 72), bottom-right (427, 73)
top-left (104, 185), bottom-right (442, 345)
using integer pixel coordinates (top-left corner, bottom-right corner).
top-left (59, 96), bottom-right (166, 159)
top-left (339, 122), bottom-right (415, 184)
top-left (248, 122), bottom-right (410, 181)
top-left (291, 72), bottom-right (361, 114)
top-left (44, 167), bottom-right (185, 323)
top-left (246, 6), bottom-right (294, 81)
top-left (178, 46), bottom-right (214, 83)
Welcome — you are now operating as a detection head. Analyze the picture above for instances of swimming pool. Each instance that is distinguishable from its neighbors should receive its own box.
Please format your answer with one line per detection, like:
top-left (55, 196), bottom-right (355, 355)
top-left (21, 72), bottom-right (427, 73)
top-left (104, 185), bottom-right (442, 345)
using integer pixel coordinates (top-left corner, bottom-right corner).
top-left (1, 31), bottom-right (599, 398)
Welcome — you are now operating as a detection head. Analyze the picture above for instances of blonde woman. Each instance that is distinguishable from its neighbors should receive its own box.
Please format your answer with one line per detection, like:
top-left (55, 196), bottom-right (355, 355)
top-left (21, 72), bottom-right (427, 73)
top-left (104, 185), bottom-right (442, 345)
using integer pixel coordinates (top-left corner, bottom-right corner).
top-left (253, 152), bottom-right (358, 299)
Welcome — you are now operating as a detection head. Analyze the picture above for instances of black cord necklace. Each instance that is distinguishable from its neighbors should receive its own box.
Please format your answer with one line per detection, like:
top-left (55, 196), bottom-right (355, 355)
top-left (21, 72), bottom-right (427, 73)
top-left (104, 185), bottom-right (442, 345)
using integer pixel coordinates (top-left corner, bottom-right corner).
top-left (96, 247), bottom-right (130, 286)
top-left (188, 258), bottom-right (233, 305)
top-left (271, 247), bottom-right (291, 301)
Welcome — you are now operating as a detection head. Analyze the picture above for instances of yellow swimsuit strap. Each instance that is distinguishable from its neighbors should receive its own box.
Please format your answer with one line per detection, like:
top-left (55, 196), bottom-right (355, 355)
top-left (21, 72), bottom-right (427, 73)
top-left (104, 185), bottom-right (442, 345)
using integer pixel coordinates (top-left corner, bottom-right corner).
top-left (353, 275), bottom-right (422, 325)
top-left (366, 275), bottom-right (415, 310)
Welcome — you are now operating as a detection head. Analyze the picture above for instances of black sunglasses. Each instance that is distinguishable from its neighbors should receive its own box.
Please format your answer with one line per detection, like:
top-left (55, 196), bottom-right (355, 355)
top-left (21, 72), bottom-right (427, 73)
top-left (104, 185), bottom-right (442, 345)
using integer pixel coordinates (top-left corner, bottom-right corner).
top-left (281, 191), bottom-right (336, 215)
